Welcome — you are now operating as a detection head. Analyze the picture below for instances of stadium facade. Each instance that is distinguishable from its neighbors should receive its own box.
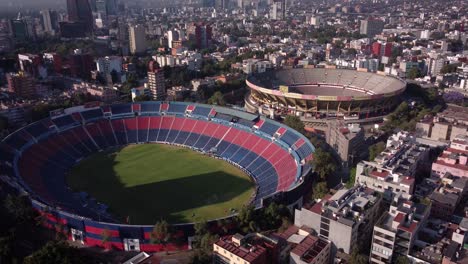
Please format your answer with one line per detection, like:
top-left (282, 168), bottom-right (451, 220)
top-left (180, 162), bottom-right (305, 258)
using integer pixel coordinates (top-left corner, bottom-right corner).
top-left (0, 102), bottom-right (315, 252)
top-left (245, 68), bottom-right (406, 122)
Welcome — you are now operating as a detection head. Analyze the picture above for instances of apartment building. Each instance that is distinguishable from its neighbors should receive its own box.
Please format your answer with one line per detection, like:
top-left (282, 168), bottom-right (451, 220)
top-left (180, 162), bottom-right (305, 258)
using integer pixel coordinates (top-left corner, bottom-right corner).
top-left (370, 200), bottom-right (430, 264)
top-left (294, 186), bottom-right (383, 255)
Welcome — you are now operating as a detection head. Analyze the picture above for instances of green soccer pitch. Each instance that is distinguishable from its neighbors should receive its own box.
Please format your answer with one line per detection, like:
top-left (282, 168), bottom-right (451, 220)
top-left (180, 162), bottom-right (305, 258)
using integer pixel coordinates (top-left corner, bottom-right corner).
top-left (66, 144), bottom-right (255, 224)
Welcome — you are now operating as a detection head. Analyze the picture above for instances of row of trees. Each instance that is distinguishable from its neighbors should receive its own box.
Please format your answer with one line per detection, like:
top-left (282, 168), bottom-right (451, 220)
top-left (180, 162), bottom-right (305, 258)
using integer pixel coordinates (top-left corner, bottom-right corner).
top-left (0, 193), bottom-right (88, 263)
top-left (282, 115), bottom-right (338, 201)
top-left (190, 202), bottom-right (291, 263)
top-left (30, 92), bottom-right (96, 122)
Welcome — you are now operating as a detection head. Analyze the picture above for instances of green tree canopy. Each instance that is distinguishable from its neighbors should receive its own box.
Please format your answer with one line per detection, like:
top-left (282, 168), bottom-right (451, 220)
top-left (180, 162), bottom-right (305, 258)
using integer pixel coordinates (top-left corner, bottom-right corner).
top-left (4, 194), bottom-right (34, 222)
top-left (312, 181), bottom-right (329, 200)
top-left (369, 142), bottom-right (386, 161)
top-left (207, 91), bottom-right (226, 106)
top-left (311, 148), bottom-right (336, 180)
top-left (440, 63), bottom-right (461, 74)
top-left (349, 247), bottom-right (368, 264)
top-left (133, 94), bottom-right (151, 102)
top-left (150, 220), bottom-right (171, 245)
top-left (346, 167), bottom-right (357, 188)
top-left (395, 255), bottom-right (410, 264)
top-left (23, 241), bottom-right (84, 264)
top-left (283, 116), bottom-right (305, 135)
top-left (236, 205), bottom-right (256, 233)
top-left (406, 67), bottom-right (421, 79)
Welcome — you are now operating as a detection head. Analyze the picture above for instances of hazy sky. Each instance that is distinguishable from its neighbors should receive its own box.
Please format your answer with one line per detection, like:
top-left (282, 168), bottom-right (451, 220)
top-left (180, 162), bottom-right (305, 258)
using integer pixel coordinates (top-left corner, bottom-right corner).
top-left (0, 0), bottom-right (65, 10)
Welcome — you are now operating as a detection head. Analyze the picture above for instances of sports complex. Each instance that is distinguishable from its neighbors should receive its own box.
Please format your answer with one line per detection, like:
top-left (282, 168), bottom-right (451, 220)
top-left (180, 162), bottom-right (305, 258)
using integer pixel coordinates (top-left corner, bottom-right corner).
top-left (0, 101), bottom-right (315, 252)
top-left (245, 68), bottom-right (407, 122)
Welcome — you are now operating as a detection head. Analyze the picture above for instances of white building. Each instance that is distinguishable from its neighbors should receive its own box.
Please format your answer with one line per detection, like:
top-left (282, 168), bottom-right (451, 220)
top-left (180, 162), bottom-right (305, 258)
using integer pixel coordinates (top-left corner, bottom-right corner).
top-left (96, 56), bottom-right (122, 75)
top-left (370, 200), bottom-right (430, 264)
top-left (167, 30), bottom-right (179, 49)
top-left (242, 59), bottom-right (272, 74)
top-left (310, 15), bottom-right (322, 27)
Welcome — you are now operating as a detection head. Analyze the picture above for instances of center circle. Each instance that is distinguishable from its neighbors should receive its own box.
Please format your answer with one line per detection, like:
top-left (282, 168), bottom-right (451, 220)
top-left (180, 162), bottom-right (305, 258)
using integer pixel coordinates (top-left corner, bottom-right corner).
top-left (66, 144), bottom-right (255, 224)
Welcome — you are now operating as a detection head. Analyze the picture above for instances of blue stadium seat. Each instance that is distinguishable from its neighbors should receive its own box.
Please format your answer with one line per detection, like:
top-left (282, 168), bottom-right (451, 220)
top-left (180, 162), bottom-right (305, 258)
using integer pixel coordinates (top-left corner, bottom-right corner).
top-left (173, 131), bottom-right (190, 145)
top-left (140, 102), bottom-right (161, 113)
top-left (25, 120), bottom-right (50, 138)
top-left (239, 152), bottom-right (258, 167)
top-left (167, 103), bottom-right (187, 114)
top-left (157, 129), bottom-right (169, 142)
top-left (126, 130), bottom-right (138, 144)
top-left (192, 106), bottom-right (211, 117)
top-left (296, 144), bottom-right (313, 160)
top-left (165, 129), bottom-right (179, 143)
top-left (52, 115), bottom-right (77, 129)
top-left (184, 133), bottom-right (201, 147)
top-left (231, 148), bottom-right (249, 163)
top-left (111, 104), bottom-right (132, 115)
top-left (280, 130), bottom-right (300, 146)
top-left (220, 143), bottom-right (240, 160)
top-left (258, 121), bottom-right (279, 136)
top-left (147, 129), bottom-right (159, 142)
top-left (4, 132), bottom-right (30, 151)
top-left (138, 128), bottom-right (149, 143)
top-left (80, 109), bottom-right (103, 121)
top-left (236, 119), bottom-right (254, 128)
top-left (193, 135), bottom-right (210, 149)
top-left (215, 113), bottom-right (232, 122)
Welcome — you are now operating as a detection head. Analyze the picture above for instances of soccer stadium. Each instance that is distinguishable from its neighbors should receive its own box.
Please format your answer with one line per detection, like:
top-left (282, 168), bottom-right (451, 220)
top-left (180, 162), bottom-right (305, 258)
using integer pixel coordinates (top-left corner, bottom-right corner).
top-left (245, 68), bottom-right (406, 122)
top-left (0, 101), bottom-right (315, 252)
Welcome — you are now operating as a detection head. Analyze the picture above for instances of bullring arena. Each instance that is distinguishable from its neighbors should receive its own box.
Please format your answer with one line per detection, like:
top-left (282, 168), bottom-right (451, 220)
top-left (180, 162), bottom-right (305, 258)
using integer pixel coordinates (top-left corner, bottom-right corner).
top-left (0, 101), bottom-right (314, 252)
top-left (245, 68), bottom-right (407, 126)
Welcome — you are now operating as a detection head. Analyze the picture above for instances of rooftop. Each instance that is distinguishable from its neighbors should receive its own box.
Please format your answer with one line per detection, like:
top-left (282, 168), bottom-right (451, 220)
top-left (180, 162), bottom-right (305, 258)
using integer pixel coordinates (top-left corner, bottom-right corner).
top-left (214, 233), bottom-right (278, 263)
top-left (307, 186), bottom-right (380, 227)
top-left (291, 236), bottom-right (329, 264)
top-left (274, 225), bottom-right (330, 264)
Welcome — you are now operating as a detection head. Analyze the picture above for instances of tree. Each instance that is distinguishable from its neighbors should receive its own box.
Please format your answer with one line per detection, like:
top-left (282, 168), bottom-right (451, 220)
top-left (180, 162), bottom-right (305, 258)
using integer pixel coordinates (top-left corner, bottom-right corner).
top-left (23, 241), bottom-right (84, 264)
top-left (191, 249), bottom-right (213, 264)
top-left (121, 73), bottom-right (139, 94)
top-left (312, 181), bottom-right (329, 200)
top-left (261, 202), bottom-right (290, 230)
top-left (349, 247), bottom-right (368, 264)
top-left (207, 91), bottom-right (226, 106)
top-left (311, 148), bottom-right (336, 180)
top-left (277, 217), bottom-right (292, 233)
top-left (55, 223), bottom-right (69, 241)
top-left (440, 63), bottom-right (461, 74)
top-left (193, 220), bottom-right (209, 249)
top-left (4, 194), bottom-right (34, 222)
top-left (133, 94), bottom-right (151, 102)
top-left (199, 233), bottom-right (218, 252)
top-left (369, 142), bottom-right (386, 161)
top-left (406, 67), bottom-right (421, 79)
top-left (0, 234), bottom-right (13, 262)
top-left (236, 205), bottom-right (256, 233)
top-left (283, 116), bottom-right (305, 135)
top-left (151, 220), bottom-right (172, 252)
top-left (346, 167), bottom-right (356, 188)
top-left (395, 255), bottom-right (410, 264)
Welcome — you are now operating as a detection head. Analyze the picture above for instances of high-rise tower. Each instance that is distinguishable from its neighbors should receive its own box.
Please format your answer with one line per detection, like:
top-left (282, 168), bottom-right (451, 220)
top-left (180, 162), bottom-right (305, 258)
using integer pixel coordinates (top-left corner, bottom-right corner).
top-left (67, 0), bottom-right (93, 32)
